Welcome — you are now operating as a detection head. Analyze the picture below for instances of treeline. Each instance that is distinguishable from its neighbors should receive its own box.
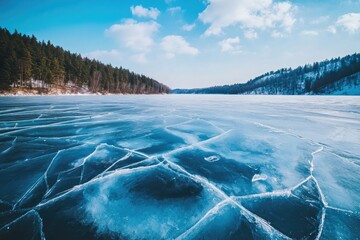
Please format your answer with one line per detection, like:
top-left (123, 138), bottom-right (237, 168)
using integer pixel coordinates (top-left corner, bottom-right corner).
top-left (172, 53), bottom-right (360, 95)
top-left (0, 27), bottom-right (170, 93)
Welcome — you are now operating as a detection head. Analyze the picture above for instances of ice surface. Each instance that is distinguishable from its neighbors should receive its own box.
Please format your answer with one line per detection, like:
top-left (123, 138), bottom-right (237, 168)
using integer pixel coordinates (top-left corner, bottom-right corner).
top-left (0, 210), bottom-right (45, 240)
top-left (0, 95), bottom-right (359, 239)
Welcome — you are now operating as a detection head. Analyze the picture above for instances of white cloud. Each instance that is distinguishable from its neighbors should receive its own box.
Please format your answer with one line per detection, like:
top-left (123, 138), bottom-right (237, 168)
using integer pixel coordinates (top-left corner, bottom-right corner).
top-left (105, 19), bottom-right (159, 52)
top-left (167, 6), bottom-right (182, 15)
top-left (219, 37), bottom-right (241, 53)
top-left (271, 30), bottom-right (285, 38)
top-left (160, 35), bottom-right (199, 58)
top-left (344, 0), bottom-right (360, 4)
top-left (336, 12), bottom-right (360, 33)
top-left (83, 49), bottom-right (122, 64)
top-left (182, 23), bottom-right (196, 31)
top-left (199, 0), bottom-right (296, 37)
top-left (131, 53), bottom-right (147, 64)
top-left (244, 30), bottom-right (258, 39)
top-left (300, 30), bottom-right (319, 36)
top-left (311, 16), bottom-right (329, 25)
top-left (327, 25), bottom-right (337, 34)
top-left (130, 5), bottom-right (160, 20)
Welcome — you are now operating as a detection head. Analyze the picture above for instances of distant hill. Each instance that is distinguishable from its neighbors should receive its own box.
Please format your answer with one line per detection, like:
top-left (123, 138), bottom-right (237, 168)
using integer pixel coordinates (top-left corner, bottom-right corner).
top-left (0, 28), bottom-right (170, 94)
top-left (172, 53), bottom-right (360, 95)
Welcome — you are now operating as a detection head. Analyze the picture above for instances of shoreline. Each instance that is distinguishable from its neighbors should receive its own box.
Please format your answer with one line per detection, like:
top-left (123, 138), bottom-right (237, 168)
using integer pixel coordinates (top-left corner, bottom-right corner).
top-left (0, 93), bottom-right (170, 97)
top-left (1, 93), bottom-right (359, 97)
top-left (0, 87), bottom-right (170, 96)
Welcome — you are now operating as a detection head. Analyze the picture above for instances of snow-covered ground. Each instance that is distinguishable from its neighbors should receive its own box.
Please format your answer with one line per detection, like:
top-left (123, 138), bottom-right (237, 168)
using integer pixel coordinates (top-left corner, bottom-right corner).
top-left (0, 95), bottom-right (359, 239)
top-left (0, 80), bottom-right (92, 96)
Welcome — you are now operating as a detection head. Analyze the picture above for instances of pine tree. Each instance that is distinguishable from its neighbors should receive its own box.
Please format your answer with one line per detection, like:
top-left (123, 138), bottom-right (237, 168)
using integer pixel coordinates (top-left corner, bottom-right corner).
top-left (0, 27), bottom-right (170, 94)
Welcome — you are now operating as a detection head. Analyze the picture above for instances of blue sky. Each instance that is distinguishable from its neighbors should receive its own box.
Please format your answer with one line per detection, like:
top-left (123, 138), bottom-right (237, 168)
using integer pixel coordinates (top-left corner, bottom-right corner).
top-left (1, 0), bottom-right (360, 88)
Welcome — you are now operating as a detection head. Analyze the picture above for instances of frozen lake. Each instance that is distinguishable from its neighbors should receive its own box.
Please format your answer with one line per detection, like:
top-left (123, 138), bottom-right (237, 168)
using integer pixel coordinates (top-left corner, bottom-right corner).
top-left (0, 95), bottom-right (359, 240)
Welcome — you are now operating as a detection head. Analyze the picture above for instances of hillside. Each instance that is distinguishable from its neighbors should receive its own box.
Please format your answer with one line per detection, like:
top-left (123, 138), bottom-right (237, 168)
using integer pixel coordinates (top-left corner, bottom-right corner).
top-left (0, 28), bottom-right (170, 94)
top-left (172, 53), bottom-right (360, 95)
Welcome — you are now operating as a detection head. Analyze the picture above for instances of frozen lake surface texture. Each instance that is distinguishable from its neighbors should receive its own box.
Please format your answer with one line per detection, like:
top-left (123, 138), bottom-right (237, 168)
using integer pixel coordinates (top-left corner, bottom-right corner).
top-left (0, 95), bottom-right (359, 240)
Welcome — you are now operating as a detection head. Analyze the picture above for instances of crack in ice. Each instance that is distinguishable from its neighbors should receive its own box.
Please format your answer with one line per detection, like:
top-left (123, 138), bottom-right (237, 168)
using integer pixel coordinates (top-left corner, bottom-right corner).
top-left (161, 157), bottom-right (292, 240)
top-left (0, 137), bottom-right (17, 155)
top-left (0, 209), bottom-right (46, 240)
top-left (36, 162), bottom-right (163, 208)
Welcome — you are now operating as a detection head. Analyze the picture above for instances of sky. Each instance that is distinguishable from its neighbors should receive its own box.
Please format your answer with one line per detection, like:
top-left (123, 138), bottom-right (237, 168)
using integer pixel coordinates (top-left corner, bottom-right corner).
top-left (0, 0), bottom-right (360, 89)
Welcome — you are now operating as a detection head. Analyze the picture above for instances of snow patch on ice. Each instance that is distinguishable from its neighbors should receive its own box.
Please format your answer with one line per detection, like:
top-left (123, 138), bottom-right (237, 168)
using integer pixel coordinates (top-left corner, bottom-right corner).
top-left (204, 155), bottom-right (220, 162)
top-left (252, 174), bottom-right (268, 182)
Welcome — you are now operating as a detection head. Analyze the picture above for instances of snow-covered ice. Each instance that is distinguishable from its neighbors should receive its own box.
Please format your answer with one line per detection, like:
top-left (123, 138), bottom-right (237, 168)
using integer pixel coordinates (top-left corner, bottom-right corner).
top-left (0, 95), bottom-right (359, 240)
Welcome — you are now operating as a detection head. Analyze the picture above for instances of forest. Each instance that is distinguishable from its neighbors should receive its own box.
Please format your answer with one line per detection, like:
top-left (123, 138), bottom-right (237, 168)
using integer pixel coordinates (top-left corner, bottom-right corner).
top-left (173, 53), bottom-right (360, 95)
top-left (0, 28), bottom-right (170, 94)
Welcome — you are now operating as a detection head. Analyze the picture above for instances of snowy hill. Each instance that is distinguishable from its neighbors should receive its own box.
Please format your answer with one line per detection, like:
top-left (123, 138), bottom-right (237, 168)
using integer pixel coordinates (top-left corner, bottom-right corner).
top-left (316, 72), bottom-right (360, 95)
top-left (172, 53), bottom-right (360, 95)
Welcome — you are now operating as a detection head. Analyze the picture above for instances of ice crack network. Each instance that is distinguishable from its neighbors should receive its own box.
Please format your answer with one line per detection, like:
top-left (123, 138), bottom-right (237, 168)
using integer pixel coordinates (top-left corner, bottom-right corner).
top-left (0, 95), bottom-right (359, 239)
